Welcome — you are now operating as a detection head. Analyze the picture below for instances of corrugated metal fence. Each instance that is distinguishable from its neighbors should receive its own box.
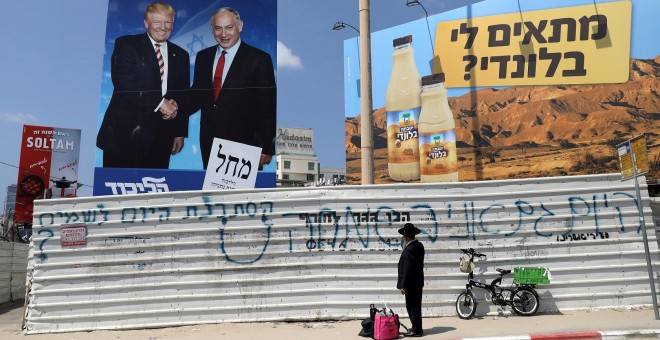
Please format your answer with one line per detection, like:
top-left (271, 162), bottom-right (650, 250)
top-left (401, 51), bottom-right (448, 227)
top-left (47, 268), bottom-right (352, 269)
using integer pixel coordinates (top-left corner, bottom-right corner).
top-left (0, 242), bottom-right (28, 303)
top-left (24, 174), bottom-right (658, 334)
top-left (653, 198), bottom-right (660, 232)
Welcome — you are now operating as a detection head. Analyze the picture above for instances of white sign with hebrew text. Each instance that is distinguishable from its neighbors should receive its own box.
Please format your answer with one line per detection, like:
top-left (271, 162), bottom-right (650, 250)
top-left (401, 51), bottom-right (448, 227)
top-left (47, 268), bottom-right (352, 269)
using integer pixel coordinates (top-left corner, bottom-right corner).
top-left (203, 138), bottom-right (261, 190)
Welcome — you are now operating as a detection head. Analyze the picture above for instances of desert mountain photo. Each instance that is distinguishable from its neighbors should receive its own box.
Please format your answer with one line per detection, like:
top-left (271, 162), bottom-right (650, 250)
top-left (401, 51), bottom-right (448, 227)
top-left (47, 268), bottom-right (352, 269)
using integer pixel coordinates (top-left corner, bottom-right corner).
top-left (346, 56), bottom-right (660, 184)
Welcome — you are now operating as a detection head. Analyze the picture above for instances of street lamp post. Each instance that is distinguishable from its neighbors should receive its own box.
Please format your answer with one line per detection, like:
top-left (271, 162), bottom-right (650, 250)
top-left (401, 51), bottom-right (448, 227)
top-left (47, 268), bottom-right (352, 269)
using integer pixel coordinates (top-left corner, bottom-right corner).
top-left (332, 21), bottom-right (360, 33)
top-left (333, 7), bottom-right (373, 185)
top-left (358, 0), bottom-right (374, 185)
top-left (405, 0), bottom-right (434, 53)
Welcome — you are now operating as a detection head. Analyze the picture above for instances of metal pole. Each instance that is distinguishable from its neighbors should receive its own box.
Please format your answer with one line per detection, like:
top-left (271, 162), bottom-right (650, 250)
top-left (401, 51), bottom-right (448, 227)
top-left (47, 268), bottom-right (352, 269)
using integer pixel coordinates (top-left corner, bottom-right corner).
top-left (634, 175), bottom-right (660, 320)
top-left (359, 0), bottom-right (374, 185)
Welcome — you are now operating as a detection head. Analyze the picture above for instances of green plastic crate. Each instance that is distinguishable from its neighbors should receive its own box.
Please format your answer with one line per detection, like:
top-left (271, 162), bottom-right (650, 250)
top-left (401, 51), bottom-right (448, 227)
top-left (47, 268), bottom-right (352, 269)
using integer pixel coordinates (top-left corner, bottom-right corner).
top-left (514, 267), bottom-right (550, 284)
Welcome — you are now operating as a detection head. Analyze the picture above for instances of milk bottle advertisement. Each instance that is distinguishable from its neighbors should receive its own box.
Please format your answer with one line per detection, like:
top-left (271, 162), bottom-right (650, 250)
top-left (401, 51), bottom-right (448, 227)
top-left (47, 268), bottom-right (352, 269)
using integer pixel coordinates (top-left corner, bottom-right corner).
top-left (343, 0), bottom-right (659, 185)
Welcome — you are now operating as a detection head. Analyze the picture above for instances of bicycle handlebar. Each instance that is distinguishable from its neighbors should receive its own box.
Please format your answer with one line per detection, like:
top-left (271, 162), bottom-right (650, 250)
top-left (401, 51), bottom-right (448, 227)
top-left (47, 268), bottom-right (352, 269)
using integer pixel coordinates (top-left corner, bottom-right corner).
top-left (460, 248), bottom-right (487, 259)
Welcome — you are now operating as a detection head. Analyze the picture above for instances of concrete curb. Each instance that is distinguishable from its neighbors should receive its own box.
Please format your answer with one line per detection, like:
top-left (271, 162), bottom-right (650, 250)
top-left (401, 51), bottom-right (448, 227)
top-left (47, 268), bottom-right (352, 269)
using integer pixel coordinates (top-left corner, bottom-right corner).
top-left (455, 329), bottom-right (660, 340)
top-left (600, 329), bottom-right (660, 339)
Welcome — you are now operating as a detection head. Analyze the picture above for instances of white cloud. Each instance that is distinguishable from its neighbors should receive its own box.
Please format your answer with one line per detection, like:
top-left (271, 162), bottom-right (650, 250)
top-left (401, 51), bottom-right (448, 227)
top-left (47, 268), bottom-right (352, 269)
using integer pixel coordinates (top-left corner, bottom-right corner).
top-left (277, 41), bottom-right (303, 69)
top-left (0, 112), bottom-right (38, 124)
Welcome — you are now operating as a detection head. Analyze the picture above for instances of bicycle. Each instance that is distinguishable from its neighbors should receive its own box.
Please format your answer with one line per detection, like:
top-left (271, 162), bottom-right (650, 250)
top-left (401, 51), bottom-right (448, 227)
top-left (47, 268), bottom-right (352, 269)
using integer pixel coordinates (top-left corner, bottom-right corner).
top-left (455, 248), bottom-right (540, 319)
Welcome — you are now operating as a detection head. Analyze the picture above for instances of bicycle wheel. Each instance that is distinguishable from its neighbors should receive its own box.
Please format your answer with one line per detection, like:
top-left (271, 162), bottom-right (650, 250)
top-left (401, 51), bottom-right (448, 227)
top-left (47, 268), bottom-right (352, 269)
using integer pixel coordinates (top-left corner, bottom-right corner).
top-left (456, 290), bottom-right (477, 319)
top-left (511, 286), bottom-right (540, 316)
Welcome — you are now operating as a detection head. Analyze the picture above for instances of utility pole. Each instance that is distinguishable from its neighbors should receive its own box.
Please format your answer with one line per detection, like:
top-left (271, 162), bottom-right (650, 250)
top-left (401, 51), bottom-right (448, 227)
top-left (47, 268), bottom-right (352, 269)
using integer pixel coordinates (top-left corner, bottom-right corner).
top-left (359, 0), bottom-right (374, 184)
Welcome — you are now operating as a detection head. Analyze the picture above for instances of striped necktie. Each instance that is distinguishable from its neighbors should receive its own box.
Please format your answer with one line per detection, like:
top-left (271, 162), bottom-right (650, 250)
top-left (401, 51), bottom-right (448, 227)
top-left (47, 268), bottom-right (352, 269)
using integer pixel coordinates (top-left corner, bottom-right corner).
top-left (155, 43), bottom-right (164, 83)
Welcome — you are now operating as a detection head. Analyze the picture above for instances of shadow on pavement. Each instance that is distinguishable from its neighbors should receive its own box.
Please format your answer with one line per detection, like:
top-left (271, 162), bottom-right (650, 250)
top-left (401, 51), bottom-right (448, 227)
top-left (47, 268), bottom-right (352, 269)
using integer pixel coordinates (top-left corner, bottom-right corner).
top-left (423, 325), bottom-right (457, 336)
top-left (0, 300), bottom-right (24, 316)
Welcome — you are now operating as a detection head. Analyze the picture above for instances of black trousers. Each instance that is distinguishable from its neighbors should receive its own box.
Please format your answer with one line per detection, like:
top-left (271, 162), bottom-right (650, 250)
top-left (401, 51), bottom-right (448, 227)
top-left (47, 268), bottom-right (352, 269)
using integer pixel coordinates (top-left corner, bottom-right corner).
top-left (405, 287), bottom-right (423, 333)
top-left (102, 129), bottom-right (174, 169)
top-left (102, 116), bottom-right (176, 169)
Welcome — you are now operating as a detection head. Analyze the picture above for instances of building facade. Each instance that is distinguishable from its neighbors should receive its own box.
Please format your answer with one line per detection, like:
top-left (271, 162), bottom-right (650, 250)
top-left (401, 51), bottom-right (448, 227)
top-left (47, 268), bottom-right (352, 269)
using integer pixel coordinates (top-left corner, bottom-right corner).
top-left (275, 127), bottom-right (318, 186)
top-left (318, 167), bottom-right (346, 186)
top-left (2, 184), bottom-right (17, 240)
top-left (275, 127), bottom-right (346, 187)
top-left (4, 184), bottom-right (17, 215)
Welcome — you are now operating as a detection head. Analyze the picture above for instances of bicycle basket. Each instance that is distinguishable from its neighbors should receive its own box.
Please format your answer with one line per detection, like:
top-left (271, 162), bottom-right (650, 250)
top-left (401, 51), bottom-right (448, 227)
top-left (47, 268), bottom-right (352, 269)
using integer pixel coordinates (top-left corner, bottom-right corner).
top-left (459, 256), bottom-right (475, 273)
top-left (514, 267), bottom-right (551, 284)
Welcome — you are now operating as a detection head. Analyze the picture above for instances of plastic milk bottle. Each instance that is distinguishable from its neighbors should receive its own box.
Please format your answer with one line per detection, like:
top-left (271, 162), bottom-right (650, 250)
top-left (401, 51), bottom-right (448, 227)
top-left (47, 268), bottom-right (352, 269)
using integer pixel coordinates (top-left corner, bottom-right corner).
top-left (418, 73), bottom-right (459, 182)
top-left (386, 35), bottom-right (421, 181)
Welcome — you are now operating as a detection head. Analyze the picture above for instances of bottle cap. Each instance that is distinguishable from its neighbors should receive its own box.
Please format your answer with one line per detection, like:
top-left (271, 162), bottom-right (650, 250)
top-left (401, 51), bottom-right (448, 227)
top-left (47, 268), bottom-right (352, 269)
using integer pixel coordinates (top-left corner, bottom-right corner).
top-left (422, 73), bottom-right (446, 86)
top-left (393, 35), bottom-right (413, 47)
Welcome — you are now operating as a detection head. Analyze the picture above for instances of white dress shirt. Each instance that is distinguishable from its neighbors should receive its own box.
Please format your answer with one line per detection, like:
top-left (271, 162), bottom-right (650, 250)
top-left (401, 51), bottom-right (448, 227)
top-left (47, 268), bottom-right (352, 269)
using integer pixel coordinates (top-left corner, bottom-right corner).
top-left (212, 38), bottom-right (241, 84)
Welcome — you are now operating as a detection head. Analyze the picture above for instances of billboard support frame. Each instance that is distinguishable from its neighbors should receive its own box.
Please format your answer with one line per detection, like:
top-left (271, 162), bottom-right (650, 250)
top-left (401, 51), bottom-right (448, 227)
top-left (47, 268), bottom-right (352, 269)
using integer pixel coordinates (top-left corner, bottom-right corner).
top-left (632, 174), bottom-right (659, 320)
top-left (618, 134), bottom-right (658, 320)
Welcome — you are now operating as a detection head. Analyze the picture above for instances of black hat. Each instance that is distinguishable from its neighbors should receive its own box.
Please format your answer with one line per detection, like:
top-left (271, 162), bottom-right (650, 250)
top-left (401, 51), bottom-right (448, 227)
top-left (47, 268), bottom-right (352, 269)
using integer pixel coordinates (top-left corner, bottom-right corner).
top-left (398, 223), bottom-right (421, 236)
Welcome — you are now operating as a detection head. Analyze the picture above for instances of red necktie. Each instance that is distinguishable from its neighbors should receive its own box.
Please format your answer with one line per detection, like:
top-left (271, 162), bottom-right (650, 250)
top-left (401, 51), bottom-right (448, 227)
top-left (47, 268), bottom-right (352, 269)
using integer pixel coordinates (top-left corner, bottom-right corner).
top-left (155, 43), bottom-right (164, 83)
top-left (213, 50), bottom-right (227, 100)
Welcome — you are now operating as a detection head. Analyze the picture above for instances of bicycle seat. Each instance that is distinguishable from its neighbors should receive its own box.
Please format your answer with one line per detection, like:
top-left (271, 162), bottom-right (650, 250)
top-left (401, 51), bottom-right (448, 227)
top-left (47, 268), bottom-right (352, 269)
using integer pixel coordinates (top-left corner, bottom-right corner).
top-left (496, 268), bottom-right (511, 275)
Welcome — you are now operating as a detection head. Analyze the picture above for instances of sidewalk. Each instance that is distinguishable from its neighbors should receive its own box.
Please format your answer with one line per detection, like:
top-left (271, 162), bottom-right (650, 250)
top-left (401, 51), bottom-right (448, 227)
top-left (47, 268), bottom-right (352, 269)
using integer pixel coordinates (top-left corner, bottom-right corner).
top-left (2, 300), bottom-right (659, 339)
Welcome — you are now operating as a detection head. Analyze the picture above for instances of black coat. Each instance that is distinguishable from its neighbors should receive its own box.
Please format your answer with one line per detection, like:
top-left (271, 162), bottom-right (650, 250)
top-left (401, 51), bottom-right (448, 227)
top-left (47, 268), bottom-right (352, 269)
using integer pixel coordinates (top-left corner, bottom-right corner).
top-left (397, 239), bottom-right (425, 290)
top-left (97, 33), bottom-right (190, 160)
top-left (188, 41), bottom-right (276, 169)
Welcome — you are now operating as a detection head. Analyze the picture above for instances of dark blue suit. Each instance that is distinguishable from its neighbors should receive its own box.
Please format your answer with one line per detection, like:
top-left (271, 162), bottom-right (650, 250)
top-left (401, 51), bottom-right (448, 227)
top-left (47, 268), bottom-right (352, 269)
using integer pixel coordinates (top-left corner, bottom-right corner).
top-left (397, 239), bottom-right (425, 334)
top-left (97, 33), bottom-right (190, 169)
top-left (188, 42), bottom-right (276, 169)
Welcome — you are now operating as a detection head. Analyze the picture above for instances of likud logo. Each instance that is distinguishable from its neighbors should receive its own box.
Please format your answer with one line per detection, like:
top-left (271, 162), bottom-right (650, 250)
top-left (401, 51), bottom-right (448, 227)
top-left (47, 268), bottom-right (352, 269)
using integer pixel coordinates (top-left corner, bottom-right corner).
top-left (104, 177), bottom-right (169, 195)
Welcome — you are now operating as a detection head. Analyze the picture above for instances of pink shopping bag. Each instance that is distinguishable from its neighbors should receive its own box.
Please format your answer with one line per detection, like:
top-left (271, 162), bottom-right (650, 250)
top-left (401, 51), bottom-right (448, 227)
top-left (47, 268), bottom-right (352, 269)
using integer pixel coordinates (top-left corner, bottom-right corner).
top-left (373, 311), bottom-right (399, 340)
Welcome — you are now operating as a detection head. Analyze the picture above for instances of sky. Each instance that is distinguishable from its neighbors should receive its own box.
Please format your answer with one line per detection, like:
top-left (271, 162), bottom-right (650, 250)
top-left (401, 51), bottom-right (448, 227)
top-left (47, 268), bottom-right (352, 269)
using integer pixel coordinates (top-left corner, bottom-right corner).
top-left (0, 0), bottom-right (484, 208)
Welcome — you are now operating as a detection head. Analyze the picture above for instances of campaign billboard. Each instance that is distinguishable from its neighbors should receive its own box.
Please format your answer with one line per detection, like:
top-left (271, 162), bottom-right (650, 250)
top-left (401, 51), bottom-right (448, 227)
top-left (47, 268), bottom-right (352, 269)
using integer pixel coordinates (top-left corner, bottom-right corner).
top-left (94, 0), bottom-right (277, 196)
top-left (344, 0), bottom-right (659, 185)
top-left (15, 125), bottom-right (81, 224)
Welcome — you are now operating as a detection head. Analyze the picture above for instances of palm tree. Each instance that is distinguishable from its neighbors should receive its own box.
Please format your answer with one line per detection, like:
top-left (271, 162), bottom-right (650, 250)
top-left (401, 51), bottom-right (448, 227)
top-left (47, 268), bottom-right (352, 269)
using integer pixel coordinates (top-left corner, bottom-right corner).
top-left (403, 113), bottom-right (411, 125)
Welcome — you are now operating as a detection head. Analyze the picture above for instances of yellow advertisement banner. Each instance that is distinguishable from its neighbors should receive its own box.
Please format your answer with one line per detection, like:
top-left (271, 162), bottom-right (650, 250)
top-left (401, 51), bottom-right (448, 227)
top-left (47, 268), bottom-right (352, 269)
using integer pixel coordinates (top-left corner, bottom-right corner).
top-left (433, 1), bottom-right (631, 87)
top-left (619, 151), bottom-right (634, 180)
top-left (631, 136), bottom-right (650, 175)
top-left (618, 135), bottom-right (649, 180)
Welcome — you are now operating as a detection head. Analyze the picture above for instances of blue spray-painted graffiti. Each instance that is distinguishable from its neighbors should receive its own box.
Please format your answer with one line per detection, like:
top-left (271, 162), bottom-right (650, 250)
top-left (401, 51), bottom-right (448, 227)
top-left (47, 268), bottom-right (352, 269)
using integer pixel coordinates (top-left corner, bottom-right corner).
top-left (36, 229), bottom-right (54, 262)
top-left (534, 203), bottom-right (555, 237)
top-left (31, 191), bottom-right (643, 265)
top-left (218, 201), bottom-right (273, 264)
top-left (121, 207), bottom-right (170, 223)
top-left (613, 192), bottom-right (641, 233)
top-left (38, 204), bottom-right (110, 226)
